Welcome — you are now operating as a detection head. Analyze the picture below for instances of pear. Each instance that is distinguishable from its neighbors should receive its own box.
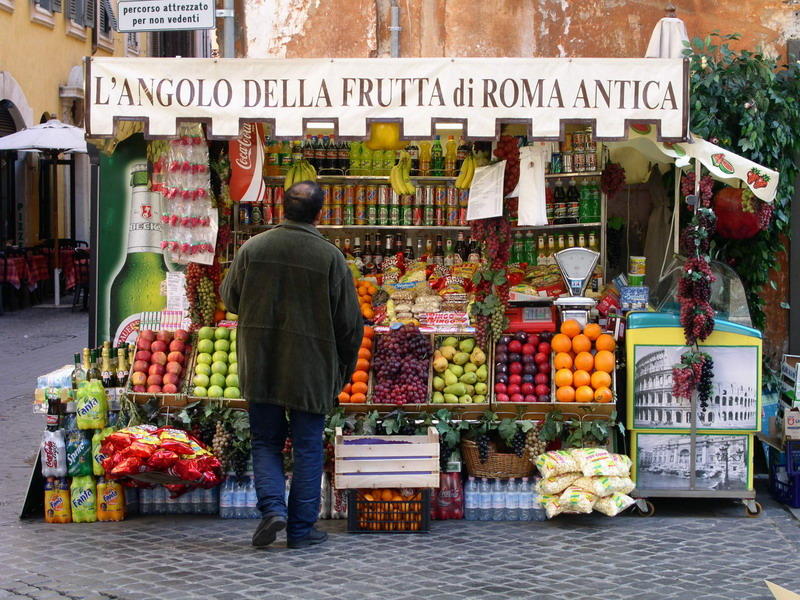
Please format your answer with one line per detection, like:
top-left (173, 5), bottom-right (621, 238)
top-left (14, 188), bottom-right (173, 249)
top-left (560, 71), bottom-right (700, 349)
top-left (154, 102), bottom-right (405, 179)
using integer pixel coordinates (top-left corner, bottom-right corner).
top-left (473, 395), bottom-right (487, 403)
top-left (433, 376), bottom-right (445, 391)
top-left (433, 356), bottom-right (449, 373)
top-left (459, 394), bottom-right (473, 404)
top-left (444, 383), bottom-right (466, 397)
top-left (470, 347), bottom-right (486, 366)
top-left (459, 338), bottom-right (476, 353)
top-left (439, 345), bottom-right (457, 361)
top-left (476, 364), bottom-right (488, 382)
top-left (433, 349), bottom-right (444, 360)
top-left (474, 382), bottom-right (488, 395)
top-left (444, 370), bottom-right (459, 387)
top-left (442, 336), bottom-right (459, 347)
top-left (432, 391), bottom-right (445, 404)
top-left (443, 393), bottom-right (459, 404)
top-left (459, 371), bottom-right (477, 385)
top-left (464, 362), bottom-right (478, 373)
top-left (453, 352), bottom-right (470, 366)
top-left (448, 364), bottom-right (464, 378)
top-left (464, 384), bottom-right (475, 396)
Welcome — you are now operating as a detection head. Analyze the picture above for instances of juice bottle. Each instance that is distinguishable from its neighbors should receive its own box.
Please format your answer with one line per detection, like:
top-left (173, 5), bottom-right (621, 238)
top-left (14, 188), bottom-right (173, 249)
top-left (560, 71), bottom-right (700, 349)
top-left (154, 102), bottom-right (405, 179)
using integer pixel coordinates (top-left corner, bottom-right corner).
top-left (349, 141), bottom-right (361, 175)
top-left (419, 141), bottom-right (431, 176)
top-left (524, 231), bottom-right (537, 265)
top-left (360, 145), bottom-right (374, 176)
top-left (96, 477), bottom-right (125, 522)
top-left (70, 475), bottom-right (97, 523)
top-left (44, 477), bottom-right (72, 523)
top-left (444, 135), bottom-right (457, 177)
top-left (431, 136), bottom-right (444, 176)
top-left (512, 231), bottom-right (524, 263)
top-left (266, 137), bottom-right (281, 177)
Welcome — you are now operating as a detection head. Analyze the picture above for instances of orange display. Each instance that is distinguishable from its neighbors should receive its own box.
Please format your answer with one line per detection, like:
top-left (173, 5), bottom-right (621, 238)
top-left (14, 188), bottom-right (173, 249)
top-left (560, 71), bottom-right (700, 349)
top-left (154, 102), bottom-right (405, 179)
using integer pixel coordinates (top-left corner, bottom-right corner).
top-left (552, 322), bottom-right (616, 404)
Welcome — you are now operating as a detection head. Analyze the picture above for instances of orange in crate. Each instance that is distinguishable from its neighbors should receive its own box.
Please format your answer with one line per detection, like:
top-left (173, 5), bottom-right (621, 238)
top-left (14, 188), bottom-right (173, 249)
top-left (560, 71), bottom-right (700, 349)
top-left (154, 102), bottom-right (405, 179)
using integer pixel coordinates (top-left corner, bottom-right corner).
top-left (595, 334), bottom-right (616, 352)
top-left (560, 319), bottom-right (582, 338)
top-left (554, 352), bottom-right (573, 370)
top-left (556, 386), bottom-right (575, 402)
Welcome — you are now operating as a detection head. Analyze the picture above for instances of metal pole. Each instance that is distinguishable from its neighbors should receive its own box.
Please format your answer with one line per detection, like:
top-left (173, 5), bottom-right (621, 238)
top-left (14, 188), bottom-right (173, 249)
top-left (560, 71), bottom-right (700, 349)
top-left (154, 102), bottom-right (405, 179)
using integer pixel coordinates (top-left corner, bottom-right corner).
top-left (88, 146), bottom-right (99, 346)
top-left (223, 0), bottom-right (235, 58)
top-left (389, 0), bottom-right (400, 58)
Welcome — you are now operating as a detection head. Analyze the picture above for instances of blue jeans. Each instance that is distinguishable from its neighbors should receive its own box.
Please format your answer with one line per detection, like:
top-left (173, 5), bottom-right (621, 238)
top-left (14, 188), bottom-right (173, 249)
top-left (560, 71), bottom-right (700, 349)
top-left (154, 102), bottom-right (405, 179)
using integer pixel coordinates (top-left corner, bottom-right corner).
top-left (248, 403), bottom-right (325, 540)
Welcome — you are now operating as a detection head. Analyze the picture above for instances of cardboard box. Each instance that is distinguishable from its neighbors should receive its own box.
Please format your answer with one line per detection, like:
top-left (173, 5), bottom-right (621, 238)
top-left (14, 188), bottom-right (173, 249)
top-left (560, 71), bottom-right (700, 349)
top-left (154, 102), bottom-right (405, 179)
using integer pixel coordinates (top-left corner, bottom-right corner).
top-left (785, 407), bottom-right (800, 440)
top-left (781, 354), bottom-right (800, 405)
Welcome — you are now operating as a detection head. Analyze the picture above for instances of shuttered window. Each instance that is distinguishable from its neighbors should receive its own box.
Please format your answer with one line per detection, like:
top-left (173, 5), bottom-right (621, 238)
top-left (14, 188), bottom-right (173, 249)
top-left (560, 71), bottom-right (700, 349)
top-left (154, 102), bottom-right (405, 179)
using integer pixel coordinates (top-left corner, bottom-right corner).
top-left (34, 0), bottom-right (52, 11)
top-left (99, 0), bottom-right (115, 33)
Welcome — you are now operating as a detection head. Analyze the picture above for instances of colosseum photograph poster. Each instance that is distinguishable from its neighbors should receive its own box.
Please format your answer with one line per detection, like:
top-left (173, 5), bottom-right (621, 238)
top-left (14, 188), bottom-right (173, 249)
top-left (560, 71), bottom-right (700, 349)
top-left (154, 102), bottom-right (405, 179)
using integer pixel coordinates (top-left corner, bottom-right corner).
top-left (632, 345), bottom-right (759, 431)
top-left (634, 433), bottom-right (750, 491)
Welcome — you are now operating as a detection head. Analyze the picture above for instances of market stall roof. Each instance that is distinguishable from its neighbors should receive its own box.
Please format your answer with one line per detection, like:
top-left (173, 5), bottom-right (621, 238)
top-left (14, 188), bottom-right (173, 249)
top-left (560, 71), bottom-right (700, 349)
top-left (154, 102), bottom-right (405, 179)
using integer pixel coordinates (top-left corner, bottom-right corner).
top-left (84, 56), bottom-right (689, 142)
top-left (606, 126), bottom-right (779, 202)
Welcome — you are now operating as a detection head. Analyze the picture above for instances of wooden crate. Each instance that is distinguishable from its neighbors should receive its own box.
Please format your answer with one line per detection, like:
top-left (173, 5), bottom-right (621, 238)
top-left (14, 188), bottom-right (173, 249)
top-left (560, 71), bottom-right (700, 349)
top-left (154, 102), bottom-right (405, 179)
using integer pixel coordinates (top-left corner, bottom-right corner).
top-left (183, 331), bottom-right (246, 407)
top-left (334, 426), bottom-right (440, 490)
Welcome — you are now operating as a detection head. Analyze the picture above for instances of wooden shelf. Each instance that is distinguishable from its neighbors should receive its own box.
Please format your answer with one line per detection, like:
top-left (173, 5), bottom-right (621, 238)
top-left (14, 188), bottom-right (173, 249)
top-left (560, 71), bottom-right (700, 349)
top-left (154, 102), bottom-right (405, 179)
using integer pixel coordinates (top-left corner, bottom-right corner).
top-left (545, 171), bottom-right (602, 179)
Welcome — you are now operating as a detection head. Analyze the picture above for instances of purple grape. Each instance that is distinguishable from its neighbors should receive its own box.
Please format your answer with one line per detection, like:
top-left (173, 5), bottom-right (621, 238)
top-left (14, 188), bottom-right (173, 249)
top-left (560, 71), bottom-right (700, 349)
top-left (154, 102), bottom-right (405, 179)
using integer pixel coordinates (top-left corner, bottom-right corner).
top-left (523, 363), bottom-right (537, 375)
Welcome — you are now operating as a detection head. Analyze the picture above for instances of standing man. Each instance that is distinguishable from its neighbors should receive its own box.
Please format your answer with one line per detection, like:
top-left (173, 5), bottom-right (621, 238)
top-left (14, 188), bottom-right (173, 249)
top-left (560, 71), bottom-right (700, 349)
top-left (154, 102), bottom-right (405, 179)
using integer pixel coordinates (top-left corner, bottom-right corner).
top-left (221, 181), bottom-right (363, 549)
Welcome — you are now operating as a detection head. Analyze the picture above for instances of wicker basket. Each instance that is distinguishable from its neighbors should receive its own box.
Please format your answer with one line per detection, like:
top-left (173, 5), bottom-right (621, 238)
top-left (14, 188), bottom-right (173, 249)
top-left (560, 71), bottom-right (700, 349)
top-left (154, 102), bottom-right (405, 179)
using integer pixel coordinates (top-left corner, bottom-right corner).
top-left (461, 439), bottom-right (535, 479)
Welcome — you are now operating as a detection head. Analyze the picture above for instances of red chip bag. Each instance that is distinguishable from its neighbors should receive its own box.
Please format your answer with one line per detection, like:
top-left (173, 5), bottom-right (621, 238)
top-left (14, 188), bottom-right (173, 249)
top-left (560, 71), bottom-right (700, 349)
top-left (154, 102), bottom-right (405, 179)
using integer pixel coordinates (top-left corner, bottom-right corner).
top-left (199, 471), bottom-right (222, 488)
top-left (147, 448), bottom-right (179, 470)
top-left (171, 458), bottom-right (203, 482)
top-left (165, 483), bottom-right (192, 498)
top-left (156, 428), bottom-right (194, 456)
top-left (110, 456), bottom-right (144, 477)
top-left (125, 440), bottom-right (159, 459)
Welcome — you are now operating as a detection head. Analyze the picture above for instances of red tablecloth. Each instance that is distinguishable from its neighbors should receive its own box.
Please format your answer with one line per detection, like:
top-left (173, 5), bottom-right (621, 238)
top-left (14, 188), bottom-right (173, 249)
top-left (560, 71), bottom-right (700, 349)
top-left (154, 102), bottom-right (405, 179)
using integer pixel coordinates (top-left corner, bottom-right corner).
top-left (0, 256), bottom-right (28, 289)
top-left (28, 255), bottom-right (49, 283)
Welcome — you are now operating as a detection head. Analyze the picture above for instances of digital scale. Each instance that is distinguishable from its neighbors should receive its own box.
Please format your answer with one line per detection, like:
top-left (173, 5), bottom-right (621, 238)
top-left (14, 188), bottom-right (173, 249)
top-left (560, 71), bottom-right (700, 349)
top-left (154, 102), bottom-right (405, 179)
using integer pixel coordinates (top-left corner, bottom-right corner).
top-left (553, 247), bottom-right (600, 327)
top-left (506, 300), bottom-right (557, 334)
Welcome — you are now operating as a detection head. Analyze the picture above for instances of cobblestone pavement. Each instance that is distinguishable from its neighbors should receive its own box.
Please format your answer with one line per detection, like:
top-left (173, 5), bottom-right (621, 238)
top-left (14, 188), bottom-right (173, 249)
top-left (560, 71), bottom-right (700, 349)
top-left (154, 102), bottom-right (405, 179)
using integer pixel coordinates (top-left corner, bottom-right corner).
top-left (2, 308), bottom-right (800, 600)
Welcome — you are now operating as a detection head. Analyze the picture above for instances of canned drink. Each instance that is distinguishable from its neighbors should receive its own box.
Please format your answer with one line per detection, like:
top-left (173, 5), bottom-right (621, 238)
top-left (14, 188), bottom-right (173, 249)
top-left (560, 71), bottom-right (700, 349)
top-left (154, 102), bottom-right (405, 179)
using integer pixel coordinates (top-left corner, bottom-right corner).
top-left (446, 207), bottom-right (459, 225)
top-left (457, 188), bottom-right (470, 208)
top-left (567, 200), bottom-right (579, 222)
top-left (546, 203), bottom-right (555, 222)
top-left (434, 186), bottom-right (447, 207)
top-left (561, 133), bottom-right (573, 153)
top-left (629, 256), bottom-right (647, 275)
top-left (401, 204), bottom-right (413, 226)
top-left (458, 207), bottom-right (468, 225)
top-left (399, 192), bottom-right (413, 206)
top-left (344, 183), bottom-right (355, 207)
top-left (573, 151), bottom-right (586, 173)
top-left (320, 205), bottom-right (333, 226)
top-left (365, 185), bottom-right (378, 208)
top-left (423, 186), bottom-right (434, 206)
top-left (343, 204), bottom-right (355, 225)
top-left (389, 205), bottom-right (400, 225)
top-left (584, 127), bottom-right (594, 149)
top-left (251, 203), bottom-right (263, 225)
top-left (331, 184), bottom-right (344, 206)
top-left (435, 206), bottom-right (445, 227)
top-left (628, 274), bottom-right (645, 286)
top-left (550, 152), bottom-right (562, 174)
top-left (562, 152), bottom-right (573, 173)
top-left (273, 189), bottom-right (285, 222)
top-left (331, 204), bottom-right (343, 226)
top-left (446, 185), bottom-right (457, 206)
top-left (423, 205), bottom-right (435, 226)
top-left (572, 130), bottom-right (585, 152)
top-left (378, 185), bottom-right (392, 206)
top-left (586, 150), bottom-right (597, 172)
top-left (413, 206), bottom-right (425, 226)
top-left (354, 186), bottom-right (367, 225)
top-left (415, 186), bottom-right (424, 207)
top-left (367, 204), bottom-right (378, 225)
top-left (321, 184), bottom-right (332, 204)
top-left (262, 198), bottom-right (273, 225)
top-left (378, 205), bottom-right (389, 225)
top-left (238, 203), bottom-right (252, 225)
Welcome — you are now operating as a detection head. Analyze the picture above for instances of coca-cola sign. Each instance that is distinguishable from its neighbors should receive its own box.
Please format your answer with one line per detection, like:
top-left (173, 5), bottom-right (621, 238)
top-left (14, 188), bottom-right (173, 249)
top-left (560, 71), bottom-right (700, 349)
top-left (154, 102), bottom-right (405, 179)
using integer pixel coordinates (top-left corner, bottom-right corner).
top-left (229, 122), bottom-right (266, 204)
top-left (43, 440), bottom-right (59, 468)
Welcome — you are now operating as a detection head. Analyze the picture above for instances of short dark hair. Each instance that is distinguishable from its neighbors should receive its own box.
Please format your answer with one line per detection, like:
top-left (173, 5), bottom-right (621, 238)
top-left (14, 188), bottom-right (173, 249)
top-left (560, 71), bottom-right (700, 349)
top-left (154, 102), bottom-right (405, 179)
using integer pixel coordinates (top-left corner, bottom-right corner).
top-left (284, 181), bottom-right (324, 223)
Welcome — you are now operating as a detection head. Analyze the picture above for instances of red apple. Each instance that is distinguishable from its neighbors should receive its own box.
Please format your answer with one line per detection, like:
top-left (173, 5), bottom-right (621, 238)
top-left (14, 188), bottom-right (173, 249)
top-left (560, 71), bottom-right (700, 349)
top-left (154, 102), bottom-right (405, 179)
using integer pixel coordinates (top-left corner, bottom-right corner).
top-left (166, 361), bottom-right (183, 376)
top-left (510, 393), bottom-right (524, 403)
top-left (494, 383), bottom-right (507, 395)
top-left (535, 384), bottom-right (550, 397)
top-left (162, 383), bottom-right (178, 394)
top-left (150, 340), bottom-right (167, 354)
top-left (133, 385), bottom-right (146, 393)
top-left (139, 329), bottom-right (156, 342)
top-left (495, 393), bottom-right (510, 403)
top-left (508, 340), bottom-right (523, 353)
top-left (534, 352), bottom-right (549, 365)
top-left (147, 384), bottom-right (162, 394)
top-left (163, 372), bottom-right (179, 386)
top-left (147, 373), bottom-right (163, 386)
top-left (521, 343), bottom-right (536, 356)
top-left (130, 371), bottom-right (147, 386)
top-left (507, 384), bottom-right (521, 395)
top-left (509, 362), bottom-right (523, 375)
top-left (174, 329), bottom-right (190, 342)
top-left (169, 339), bottom-right (186, 353)
top-left (135, 350), bottom-right (152, 363)
top-left (538, 342), bottom-right (551, 355)
top-left (148, 363), bottom-right (165, 376)
top-left (132, 360), bottom-right (149, 373)
top-left (136, 337), bottom-right (151, 351)
top-left (156, 329), bottom-right (173, 343)
top-left (167, 351), bottom-right (185, 365)
top-left (521, 382), bottom-right (535, 395)
top-left (508, 374), bottom-right (522, 386)
top-left (151, 351), bottom-right (168, 366)
top-left (527, 334), bottom-right (540, 347)
top-left (534, 373), bottom-right (549, 385)
top-left (537, 394), bottom-right (551, 403)
top-left (524, 394), bottom-right (538, 403)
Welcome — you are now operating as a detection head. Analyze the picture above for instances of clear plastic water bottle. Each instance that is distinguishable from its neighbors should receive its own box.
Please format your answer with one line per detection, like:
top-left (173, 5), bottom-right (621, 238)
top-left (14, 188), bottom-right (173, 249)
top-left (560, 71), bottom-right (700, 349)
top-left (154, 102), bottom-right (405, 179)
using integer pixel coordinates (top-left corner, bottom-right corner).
top-left (140, 487), bottom-right (151, 515)
top-left (246, 473), bottom-right (259, 518)
top-left (491, 479), bottom-right (506, 521)
top-left (519, 477), bottom-right (532, 521)
top-left (478, 478), bottom-right (492, 521)
top-left (151, 486), bottom-right (163, 514)
top-left (208, 486), bottom-right (220, 515)
top-left (219, 478), bottom-right (233, 519)
top-left (505, 478), bottom-right (519, 521)
top-left (531, 491), bottom-right (546, 521)
top-left (464, 476), bottom-right (478, 521)
top-left (233, 479), bottom-right (246, 519)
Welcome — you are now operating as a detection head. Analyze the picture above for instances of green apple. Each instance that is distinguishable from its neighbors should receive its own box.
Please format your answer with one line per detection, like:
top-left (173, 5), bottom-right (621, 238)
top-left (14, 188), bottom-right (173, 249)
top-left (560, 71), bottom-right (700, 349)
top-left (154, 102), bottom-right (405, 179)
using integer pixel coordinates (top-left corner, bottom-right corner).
top-left (214, 339), bottom-right (230, 352)
top-left (223, 386), bottom-right (240, 399)
top-left (212, 350), bottom-right (229, 363)
top-left (227, 362), bottom-right (238, 375)
top-left (230, 341), bottom-right (237, 352)
top-left (230, 329), bottom-right (237, 342)
top-left (228, 351), bottom-right (237, 364)
top-left (207, 385), bottom-right (224, 398)
top-left (225, 373), bottom-right (239, 388)
top-left (211, 361), bottom-right (228, 375)
top-left (197, 338), bottom-right (215, 354)
top-left (193, 386), bottom-right (208, 397)
top-left (195, 363), bottom-right (211, 376)
top-left (193, 373), bottom-right (210, 388)
top-left (225, 312), bottom-right (238, 321)
top-left (214, 327), bottom-right (230, 340)
top-left (209, 373), bottom-right (226, 388)
top-left (197, 352), bottom-right (213, 365)
top-left (198, 326), bottom-right (215, 340)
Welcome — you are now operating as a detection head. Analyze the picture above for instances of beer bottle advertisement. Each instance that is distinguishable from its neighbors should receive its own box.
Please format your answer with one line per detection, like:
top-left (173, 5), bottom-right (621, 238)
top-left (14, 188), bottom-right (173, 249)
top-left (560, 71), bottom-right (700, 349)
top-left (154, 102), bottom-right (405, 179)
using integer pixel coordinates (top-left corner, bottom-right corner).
top-left (96, 134), bottom-right (175, 346)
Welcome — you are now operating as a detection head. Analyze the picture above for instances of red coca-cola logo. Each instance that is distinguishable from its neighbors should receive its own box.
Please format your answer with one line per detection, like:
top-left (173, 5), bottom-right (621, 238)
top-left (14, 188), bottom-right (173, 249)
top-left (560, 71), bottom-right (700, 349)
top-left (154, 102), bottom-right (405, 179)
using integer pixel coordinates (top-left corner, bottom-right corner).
top-left (235, 123), bottom-right (255, 170)
top-left (43, 440), bottom-right (58, 467)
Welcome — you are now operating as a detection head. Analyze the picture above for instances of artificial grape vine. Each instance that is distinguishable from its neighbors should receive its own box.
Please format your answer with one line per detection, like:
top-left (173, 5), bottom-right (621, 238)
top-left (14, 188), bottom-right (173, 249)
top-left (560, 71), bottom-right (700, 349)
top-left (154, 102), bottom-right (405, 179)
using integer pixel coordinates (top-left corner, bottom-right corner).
top-left (185, 260), bottom-right (222, 328)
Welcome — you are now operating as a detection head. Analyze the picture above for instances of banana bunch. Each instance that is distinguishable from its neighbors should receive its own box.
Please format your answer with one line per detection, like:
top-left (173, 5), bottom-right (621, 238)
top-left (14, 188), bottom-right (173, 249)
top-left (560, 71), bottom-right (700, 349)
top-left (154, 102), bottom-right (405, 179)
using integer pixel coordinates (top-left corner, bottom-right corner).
top-left (283, 159), bottom-right (317, 190)
top-left (454, 153), bottom-right (476, 189)
top-left (389, 151), bottom-right (415, 196)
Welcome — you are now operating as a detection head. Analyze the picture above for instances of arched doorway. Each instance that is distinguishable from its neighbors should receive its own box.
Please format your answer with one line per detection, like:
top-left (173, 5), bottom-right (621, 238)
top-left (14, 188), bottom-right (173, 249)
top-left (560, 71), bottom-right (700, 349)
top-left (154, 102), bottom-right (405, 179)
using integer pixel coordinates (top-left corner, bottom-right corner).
top-left (0, 99), bottom-right (25, 245)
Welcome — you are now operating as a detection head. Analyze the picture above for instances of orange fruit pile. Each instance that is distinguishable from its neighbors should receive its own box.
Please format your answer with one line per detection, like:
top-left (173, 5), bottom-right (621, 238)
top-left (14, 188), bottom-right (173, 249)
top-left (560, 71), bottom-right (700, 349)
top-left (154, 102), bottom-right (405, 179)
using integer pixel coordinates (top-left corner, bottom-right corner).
top-left (553, 319), bottom-right (615, 403)
top-left (357, 488), bottom-right (424, 531)
top-left (357, 280), bottom-right (377, 321)
top-left (339, 326), bottom-right (374, 403)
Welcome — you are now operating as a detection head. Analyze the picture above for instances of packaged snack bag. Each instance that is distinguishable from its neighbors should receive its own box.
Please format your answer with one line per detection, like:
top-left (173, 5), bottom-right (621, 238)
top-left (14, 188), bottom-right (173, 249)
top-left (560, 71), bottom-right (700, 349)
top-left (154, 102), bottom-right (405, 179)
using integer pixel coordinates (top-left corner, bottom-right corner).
top-left (594, 493), bottom-right (635, 517)
top-left (535, 450), bottom-right (578, 479)
top-left (535, 473), bottom-right (581, 495)
top-left (571, 476), bottom-right (635, 497)
top-left (570, 448), bottom-right (630, 478)
top-left (558, 485), bottom-right (597, 514)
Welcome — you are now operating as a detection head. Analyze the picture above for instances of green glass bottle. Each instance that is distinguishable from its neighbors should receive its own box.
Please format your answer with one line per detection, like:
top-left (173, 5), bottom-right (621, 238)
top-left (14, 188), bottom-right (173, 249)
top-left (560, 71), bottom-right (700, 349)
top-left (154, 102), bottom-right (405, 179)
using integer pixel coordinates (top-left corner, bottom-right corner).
top-left (108, 163), bottom-right (168, 343)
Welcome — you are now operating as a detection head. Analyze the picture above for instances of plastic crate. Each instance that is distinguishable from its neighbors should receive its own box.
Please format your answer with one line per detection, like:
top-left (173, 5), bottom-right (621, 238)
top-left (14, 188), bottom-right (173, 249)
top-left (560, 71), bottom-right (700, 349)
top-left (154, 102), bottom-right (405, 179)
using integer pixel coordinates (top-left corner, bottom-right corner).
top-left (770, 473), bottom-right (800, 508)
top-left (347, 489), bottom-right (430, 533)
top-left (786, 440), bottom-right (800, 476)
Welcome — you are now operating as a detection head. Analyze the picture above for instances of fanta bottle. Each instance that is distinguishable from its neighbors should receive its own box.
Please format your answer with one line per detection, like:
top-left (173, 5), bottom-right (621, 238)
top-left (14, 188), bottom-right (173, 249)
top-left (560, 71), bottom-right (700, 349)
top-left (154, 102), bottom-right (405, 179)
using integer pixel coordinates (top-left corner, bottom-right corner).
top-left (92, 429), bottom-right (110, 476)
top-left (76, 381), bottom-right (107, 430)
top-left (96, 477), bottom-right (125, 522)
top-left (44, 477), bottom-right (71, 523)
top-left (70, 475), bottom-right (97, 523)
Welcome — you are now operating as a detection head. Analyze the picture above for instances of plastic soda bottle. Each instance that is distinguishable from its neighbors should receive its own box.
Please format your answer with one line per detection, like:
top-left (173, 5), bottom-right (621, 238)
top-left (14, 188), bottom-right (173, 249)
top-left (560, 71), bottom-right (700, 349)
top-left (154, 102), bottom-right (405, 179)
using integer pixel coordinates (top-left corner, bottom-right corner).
top-left (42, 428), bottom-right (67, 478)
top-left (524, 231), bottom-right (537, 265)
top-left (44, 477), bottom-right (72, 523)
top-left (349, 141), bottom-right (361, 175)
top-left (478, 477), bottom-right (492, 521)
top-left (505, 478), bottom-right (520, 521)
top-left (96, 477), bottom-right (125, 521)
top-left (65, 402), bottom-right (92, 477)
top-left (464, 476), bottom-right (478, 521)
top-left (92, 429), bottom-right (107, 476)
top-left (70, 475), bottom-right (97, 523)
top-left (519, 477), bottom-right (532, 521)
top-left (491, 478), bottom-right (506, 521)
top-left (75, 381), bottom-right (107, 430)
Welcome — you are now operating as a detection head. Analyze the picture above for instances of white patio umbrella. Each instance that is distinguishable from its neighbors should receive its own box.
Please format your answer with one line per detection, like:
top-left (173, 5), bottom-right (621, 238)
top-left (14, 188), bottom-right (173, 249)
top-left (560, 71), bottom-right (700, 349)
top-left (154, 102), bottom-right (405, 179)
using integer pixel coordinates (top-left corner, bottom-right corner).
top-left (0, 119), bottom-right (88, 306)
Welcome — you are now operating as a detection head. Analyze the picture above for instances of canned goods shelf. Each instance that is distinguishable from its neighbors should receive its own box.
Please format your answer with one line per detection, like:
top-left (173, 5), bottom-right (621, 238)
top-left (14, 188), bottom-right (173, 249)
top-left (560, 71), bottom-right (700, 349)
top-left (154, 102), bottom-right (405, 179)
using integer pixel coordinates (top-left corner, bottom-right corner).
top-left (264, 175), bottom-right (458, 182)
top-left (513, 222), bottom-right (602, 230)
top-left (545, 171), bottom-right (602, 179)
top-left (238, 224), bottom-right (471, 231)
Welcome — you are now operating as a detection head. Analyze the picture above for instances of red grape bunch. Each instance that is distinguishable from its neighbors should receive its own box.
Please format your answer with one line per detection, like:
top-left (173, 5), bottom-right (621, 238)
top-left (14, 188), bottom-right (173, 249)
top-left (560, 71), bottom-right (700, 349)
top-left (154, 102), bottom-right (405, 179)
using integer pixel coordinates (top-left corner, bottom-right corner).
top-left (600, 163), bottom-right (626, 196)
top-left (371, 324), bottom-right (432, 405)
top-left (493, 136), bottom-right (520, 196)
top-left (680, 173), bottom-right (715, 206)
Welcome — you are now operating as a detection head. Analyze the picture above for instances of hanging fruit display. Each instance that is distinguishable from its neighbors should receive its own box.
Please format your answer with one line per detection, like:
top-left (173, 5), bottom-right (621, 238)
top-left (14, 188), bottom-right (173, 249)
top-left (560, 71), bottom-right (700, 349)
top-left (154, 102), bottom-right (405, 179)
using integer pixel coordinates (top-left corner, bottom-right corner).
top-left (712, 186), bottom-right (769, 240)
